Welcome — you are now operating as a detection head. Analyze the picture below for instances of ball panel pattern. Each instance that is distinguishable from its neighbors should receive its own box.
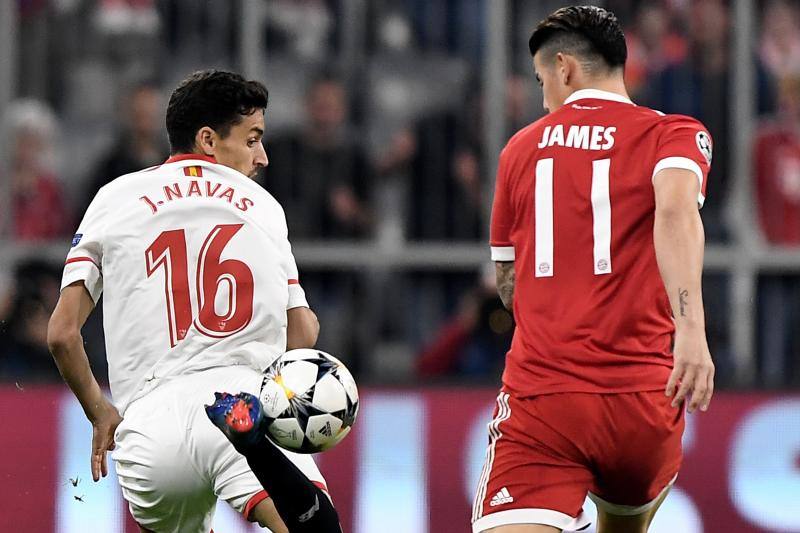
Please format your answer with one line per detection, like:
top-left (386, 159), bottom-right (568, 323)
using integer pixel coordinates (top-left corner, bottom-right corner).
top-left (261, 349), bottom-right (359, 454)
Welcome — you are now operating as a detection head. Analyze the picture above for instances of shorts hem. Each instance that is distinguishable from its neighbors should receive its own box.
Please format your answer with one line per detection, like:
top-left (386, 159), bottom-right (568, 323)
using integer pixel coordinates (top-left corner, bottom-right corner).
top-left (472, 508), bottom-right (592, 532)
top-left (588, 473), bottom-right (678, 516)
top-left (243, 490), bottom-right (269, 521)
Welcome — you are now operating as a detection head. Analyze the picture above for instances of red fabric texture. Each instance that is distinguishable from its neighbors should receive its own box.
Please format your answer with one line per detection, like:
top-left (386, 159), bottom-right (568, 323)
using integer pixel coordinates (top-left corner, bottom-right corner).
top-left (415, 321), bottom-right (470, 376)
top-left (491, 97), bottom-right (711, 397)
top-left (475, 391), bottom-right (684, 522)
top-left (12, 173), bottom-right (70, 241)
top-left (754, 124), bottom-right (800, 244)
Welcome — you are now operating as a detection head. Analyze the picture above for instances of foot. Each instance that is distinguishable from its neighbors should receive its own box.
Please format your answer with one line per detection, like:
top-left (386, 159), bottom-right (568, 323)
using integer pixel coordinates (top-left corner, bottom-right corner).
top-left (205, 391), bottom-right (265, 452)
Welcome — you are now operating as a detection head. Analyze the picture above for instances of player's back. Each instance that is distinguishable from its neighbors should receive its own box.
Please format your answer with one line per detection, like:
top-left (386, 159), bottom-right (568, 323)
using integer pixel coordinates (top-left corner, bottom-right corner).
top-left (64, 155), bottom-right (299, 413)
top-left (490, 89), bottom-right (711, 397)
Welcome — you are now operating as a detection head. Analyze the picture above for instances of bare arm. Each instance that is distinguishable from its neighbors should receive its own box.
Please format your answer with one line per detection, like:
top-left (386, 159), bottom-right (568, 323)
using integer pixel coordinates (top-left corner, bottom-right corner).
top-left (653, 168), bottom-right (714, 413)
top-left (286, 306), bottom-right (320, 350)
top-left (495, 261), bottom-right (515, 311)
top-left (48, 282), bottom-right (121, 480)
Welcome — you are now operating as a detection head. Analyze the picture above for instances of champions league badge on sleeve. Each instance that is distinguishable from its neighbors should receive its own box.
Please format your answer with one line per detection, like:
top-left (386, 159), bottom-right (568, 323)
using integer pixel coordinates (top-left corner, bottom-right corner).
top-left (696, 131), bottom-right (712, 165)
top-left (71, 234), bottom-right (83, 247)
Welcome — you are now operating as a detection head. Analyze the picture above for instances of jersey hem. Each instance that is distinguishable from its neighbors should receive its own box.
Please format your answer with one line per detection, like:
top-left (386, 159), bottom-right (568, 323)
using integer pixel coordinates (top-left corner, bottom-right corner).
top-left (501, 383), bottom-right (668, 398)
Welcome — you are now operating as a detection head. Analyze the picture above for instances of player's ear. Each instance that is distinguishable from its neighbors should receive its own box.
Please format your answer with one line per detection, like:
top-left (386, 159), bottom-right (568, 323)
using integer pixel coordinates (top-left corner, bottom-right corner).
top-left (553, 52), bottom-right (566, 85)
top-left (195, 126), bottom-right (216, 156)
top-left (555, 52), bottom-right (571, 85)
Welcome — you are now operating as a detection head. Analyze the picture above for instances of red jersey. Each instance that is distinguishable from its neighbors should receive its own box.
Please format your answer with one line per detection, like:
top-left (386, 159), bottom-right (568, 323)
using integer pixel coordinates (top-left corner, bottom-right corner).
top-left (490, 89), bottom-right (712, 397)
top-left (754, 122), bottom-right (800, 245)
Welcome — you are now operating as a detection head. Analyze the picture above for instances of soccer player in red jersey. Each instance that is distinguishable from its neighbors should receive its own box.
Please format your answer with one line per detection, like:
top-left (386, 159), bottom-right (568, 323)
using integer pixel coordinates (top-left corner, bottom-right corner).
top-left (472, 6), bottom-right (715, 533)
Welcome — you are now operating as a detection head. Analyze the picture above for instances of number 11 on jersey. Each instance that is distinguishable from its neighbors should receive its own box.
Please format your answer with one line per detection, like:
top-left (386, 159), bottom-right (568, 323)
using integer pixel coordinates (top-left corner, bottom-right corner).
top-left (534, 158), bottom-right (612, 277)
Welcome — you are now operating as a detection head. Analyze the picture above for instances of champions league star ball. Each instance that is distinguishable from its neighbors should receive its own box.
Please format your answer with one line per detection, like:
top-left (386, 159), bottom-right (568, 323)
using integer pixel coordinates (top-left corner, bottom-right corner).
top-left (259, 349), bottom-right (359, 453)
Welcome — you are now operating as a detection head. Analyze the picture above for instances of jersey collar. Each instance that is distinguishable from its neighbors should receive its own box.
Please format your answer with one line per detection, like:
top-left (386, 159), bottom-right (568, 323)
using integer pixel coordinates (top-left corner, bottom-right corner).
top-left (564, 89), bottom-right (634, 106)
top-left (164, 153), bottom-right (218, 164)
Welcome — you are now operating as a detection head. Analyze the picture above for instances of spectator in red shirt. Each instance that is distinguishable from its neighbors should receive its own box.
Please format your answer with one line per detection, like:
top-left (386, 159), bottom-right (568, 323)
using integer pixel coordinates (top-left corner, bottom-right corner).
top-left (416, 266), bottom-right (513, 378)
top-left (755, 76), bottom-right (800, 245)
top-left (3, 99), bottom-right (70, 241)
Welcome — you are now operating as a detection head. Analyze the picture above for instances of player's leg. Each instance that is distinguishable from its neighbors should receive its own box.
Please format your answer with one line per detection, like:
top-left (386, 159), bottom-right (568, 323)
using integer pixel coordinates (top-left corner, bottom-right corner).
top-left (593, 483), bottom-right (671, 533)
top-left (471, 393), bottom-right (592, 533)
top-left (206, 391), bottom-right (342, 532)
top-left (589, 391), bottom-right (684, 533)
top-left (113, 383), bottom-right (218, 533)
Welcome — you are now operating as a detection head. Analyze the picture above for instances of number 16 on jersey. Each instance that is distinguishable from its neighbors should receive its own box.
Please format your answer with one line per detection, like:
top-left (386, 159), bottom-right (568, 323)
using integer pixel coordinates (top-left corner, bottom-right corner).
top-left (145, 223), bottom-right (255, 347)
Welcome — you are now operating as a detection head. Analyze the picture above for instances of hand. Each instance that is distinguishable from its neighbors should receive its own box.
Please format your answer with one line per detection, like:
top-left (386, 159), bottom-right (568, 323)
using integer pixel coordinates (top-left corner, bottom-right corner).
top-left (665, 328), bottom-right (715, 413)
top-left (329, 185), bottom-right (361, 223)
top-left (89, 402), bottom-right (123, 481)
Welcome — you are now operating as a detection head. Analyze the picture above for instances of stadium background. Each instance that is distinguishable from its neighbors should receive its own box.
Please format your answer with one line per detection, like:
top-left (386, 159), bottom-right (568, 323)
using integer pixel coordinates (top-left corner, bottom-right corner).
top-left (0, 0), bottom-right (799, 531)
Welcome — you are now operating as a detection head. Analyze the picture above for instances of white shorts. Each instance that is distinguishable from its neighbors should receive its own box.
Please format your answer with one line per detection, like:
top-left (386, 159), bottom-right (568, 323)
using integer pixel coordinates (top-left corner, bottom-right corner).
top-left (112, 366), bottom-right (326, 533)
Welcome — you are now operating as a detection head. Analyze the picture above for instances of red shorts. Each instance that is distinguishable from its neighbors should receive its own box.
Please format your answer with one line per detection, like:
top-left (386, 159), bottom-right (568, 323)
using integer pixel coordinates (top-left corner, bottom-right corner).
top-left (472, 391), bottom-right (684, 532)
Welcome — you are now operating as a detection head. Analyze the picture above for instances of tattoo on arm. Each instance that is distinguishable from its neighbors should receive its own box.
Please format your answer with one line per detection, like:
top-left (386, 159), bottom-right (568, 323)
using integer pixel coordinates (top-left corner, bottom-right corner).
top-left (496, 262), bottom-right (515, 311)
top-left (679, 288), bottom-right (689, 317)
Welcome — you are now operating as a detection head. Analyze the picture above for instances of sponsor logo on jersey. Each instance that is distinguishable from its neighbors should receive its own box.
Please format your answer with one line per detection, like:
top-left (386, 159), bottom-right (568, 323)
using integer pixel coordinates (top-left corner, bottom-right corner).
top-left (71, 234), bottom-right (83, 247)
top-left (696, 131), bottom-right (712, 165)
top-left (490, 487), bottom-right (514, 507)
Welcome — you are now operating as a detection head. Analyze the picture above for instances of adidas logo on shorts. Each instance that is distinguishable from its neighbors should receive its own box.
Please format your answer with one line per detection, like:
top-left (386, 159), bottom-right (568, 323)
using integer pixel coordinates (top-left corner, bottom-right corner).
top-left (489, 487), bottom-right (514, 507)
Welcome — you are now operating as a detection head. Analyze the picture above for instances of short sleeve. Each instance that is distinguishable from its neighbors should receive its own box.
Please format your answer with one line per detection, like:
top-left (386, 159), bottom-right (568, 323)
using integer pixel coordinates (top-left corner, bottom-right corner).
top-left (284, 243), bottom-right (309, 309)
top-left (652, 115), bottom-right (713, 208)
top-left (490, 147), bottom-right (515, 261)
top-left (61, 190), bottom-right (107, 303)
top-left (277, 206), bottom-right (309, 310)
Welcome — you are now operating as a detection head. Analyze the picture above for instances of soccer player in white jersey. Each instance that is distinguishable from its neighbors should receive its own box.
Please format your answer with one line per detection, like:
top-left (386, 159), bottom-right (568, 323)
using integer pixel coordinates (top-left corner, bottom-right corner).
top-left (48, 70), bottom-right (341, 532)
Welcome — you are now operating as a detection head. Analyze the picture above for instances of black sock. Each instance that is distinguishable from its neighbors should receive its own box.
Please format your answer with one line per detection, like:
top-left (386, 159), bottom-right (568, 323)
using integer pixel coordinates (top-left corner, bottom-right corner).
top-left (238, 437), bottom-right (342, 533)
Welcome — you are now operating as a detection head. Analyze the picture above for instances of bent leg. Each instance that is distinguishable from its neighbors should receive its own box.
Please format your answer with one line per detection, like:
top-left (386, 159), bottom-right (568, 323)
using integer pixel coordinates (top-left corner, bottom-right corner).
top-left (207, 392), bottom-right (342, 532)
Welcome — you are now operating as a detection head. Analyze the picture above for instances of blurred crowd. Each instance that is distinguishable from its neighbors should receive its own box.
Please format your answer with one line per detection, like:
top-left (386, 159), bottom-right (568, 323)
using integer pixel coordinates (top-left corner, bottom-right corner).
top-left (2, 0), bottom-right (800, 388)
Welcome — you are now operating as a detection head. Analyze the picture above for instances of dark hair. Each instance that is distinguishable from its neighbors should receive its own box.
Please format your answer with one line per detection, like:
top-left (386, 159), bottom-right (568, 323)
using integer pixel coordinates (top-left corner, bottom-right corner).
top-left (166, 70), bottom-right (269, 154)
top-left (529, 6), bottom-right (627, 73)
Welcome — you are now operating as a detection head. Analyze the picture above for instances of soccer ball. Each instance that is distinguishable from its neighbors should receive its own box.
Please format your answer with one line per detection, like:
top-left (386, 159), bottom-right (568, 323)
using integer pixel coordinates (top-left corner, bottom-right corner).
top-left (258, 349), bottom-right (359, 454)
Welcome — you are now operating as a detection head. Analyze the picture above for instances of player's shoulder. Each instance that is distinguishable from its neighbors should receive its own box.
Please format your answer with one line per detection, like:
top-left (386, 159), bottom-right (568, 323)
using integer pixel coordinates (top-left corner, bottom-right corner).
top-left (502, 116), bottom-right (549, 158)
top-left (90, 166), bottom-right (154, 206)
top-left (634, 105), bottom-right (709, 133)
top-left (91, 161), bottom-right (283, 216)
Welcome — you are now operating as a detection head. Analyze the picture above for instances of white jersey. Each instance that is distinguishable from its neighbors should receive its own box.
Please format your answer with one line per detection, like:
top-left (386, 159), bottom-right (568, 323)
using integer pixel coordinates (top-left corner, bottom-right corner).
top-left (61, 154), bottom-right (308, 414)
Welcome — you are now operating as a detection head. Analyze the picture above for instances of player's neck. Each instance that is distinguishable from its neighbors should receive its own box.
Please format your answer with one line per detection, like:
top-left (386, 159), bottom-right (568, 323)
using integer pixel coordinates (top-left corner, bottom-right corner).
top-left (568, 78), bottom-right (629, 102)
